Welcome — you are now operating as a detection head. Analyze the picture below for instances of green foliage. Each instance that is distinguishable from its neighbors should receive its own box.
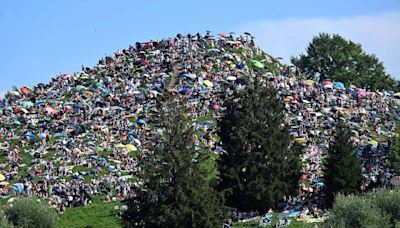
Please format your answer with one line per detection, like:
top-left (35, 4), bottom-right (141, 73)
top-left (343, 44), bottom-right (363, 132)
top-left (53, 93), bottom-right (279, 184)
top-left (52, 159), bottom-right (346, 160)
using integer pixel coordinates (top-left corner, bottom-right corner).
top-left (386, 136), bottom-right (400, 173)
top-left (4, 197), bottom-right (57, 228)
top-left (58, 197), bottom-right (122, 228)
top-left (370, 188), bottom-right (400, 227)
top-left (324, 188), bottom-right (400, 228)
top-left (217, 79), bottom-right (301, 212)
top-left (324, 123), bottom-right (362, 206)
top-left (0, 209), bottom-right (13, 228)
top-left (324, 193), bottom-right (390, 228)
top-left (292, 33), bottom-right (397, 91)
top-left (125, 96), bottom-right (226, 227)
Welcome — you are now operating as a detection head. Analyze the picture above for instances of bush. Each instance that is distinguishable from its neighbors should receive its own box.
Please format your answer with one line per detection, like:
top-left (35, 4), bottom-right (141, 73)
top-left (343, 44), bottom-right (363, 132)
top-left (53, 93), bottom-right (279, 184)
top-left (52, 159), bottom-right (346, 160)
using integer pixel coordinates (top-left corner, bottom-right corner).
top-left (370, 188), bottom-right (400, 227)
top-left (5, 198), bottom-right (57, 228)
top-left (324, 193), bottom-right (390, 228)
top-left (0, 209), bottom-right (12, 228)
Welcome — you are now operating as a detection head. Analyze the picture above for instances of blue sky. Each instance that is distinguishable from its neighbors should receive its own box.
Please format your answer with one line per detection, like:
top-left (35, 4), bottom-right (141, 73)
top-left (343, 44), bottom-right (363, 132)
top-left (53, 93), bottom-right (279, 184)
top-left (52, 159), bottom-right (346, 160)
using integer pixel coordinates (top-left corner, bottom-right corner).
top-left (1, 0), bottom-right (400, 95)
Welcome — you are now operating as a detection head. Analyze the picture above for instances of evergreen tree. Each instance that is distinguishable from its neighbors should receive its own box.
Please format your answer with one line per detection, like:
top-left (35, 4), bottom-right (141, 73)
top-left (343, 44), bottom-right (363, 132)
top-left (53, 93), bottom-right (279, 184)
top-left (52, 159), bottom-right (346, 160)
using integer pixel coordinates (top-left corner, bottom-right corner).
top-left (125, 96), bottom-right (225, 228)
top-left (217, 79), bottom-right (301, 212)
top-left (324, 123), bottom-right (362, 206)
top-left (291, 33), bottom-right (396, 91)
top-left (386, 135), bottom-right (400, 174)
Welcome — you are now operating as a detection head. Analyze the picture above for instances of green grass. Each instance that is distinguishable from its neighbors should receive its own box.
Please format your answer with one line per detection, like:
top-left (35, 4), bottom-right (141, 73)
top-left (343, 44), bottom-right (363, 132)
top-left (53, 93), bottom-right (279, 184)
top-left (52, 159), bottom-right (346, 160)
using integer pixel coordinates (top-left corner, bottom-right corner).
top-left (58, 197), bottom-right (123, 228)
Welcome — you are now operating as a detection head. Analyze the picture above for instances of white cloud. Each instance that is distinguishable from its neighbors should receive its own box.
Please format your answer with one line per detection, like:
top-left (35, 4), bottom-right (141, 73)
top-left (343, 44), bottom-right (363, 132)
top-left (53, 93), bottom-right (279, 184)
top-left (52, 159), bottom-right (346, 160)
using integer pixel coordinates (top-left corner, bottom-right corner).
top-left (234, 12), bottom-right (400, 78)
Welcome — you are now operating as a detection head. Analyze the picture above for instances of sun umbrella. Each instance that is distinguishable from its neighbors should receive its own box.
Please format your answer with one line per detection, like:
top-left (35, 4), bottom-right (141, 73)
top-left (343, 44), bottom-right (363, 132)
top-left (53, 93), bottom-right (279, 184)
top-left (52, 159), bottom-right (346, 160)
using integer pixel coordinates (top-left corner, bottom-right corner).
top-left (322, 81), bottom-right (333, 88)
top-left (35, 100), bottom-right (45, 105)
top-left (75, 85), bottom-right (87, 91)
top-left (21, 101), bottom-right (34, 107)
top-left (283, 98), bottom-right (291, 103)
top-left (0, 181), bottom-right (9, 186)
top-left (218, 33), bottom-right (227, 38)
top-left (45, 107), bottom-right (57, 114)
top-left (304, 80), bottom-right (314, 85)
top-left (0, 174), bottom-right (5, 181)
top-left (333, 82), bottom-right (344, 89)
top-left (294, 138), bottom-right (305, 143)
top-left (20, 87), bottom-right (30, 95)
top-left (203, 80), bottom-right (213, 88)
top-left (369, 140), bottom-right (378, 145)
top-left (12, 120), bottom-right (21, 125)
top-left (394, 92), bottom-right (400, 98)
top-left (178, 88), bottom-right (191, 94)
top-left (226, 76), bottom-right (237, 81)
top-left (13, 183), bottom-right (23, 193)
top-left (125, 144), bottom-right (137, 152)
top-left (311, 182), bottom-right (324, 187)
top-left (115, 143), bottom-right (125, 148)
top-left (357, 89), bottom-right (366, 97)
top-left (252, 60), bottom-right (264, 68)
top-left (14, 107), bottom-right (28, 114)
top-left (133, 139), bottom-right (141, 146)
top-left (226, 40), bottom-right (236, 45)
top-left (93, 147), bottom-right (104, 152)
top-left (208, 48), bottom-right (220, 52)
top-left (182, 73), bottom-right (196, 79)
top-left (370, 111), bottom-right (378, 117)
top-left (359, 109), bottom-right (368, 114)
top-left (138, 119), bottom-right (146, 124)
top-left (10, 91), bottom-right (20, 96)
top-left (26, 133), bottom-right (36, 139)
top-left (54, 132), bottom-right (67, 137)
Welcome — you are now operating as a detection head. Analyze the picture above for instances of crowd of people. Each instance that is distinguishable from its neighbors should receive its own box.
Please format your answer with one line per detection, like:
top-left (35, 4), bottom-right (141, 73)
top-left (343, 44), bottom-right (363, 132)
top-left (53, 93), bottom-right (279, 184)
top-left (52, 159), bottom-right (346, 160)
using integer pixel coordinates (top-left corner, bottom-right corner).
top-left (0, 32), bottom-right (398, 222)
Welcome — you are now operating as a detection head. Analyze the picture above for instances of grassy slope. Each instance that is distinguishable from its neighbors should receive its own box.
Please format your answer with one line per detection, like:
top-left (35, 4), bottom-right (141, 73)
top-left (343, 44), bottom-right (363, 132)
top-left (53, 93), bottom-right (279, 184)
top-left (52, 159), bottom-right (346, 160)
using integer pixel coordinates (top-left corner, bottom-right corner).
top-left (58, 197), bottom-right (123, 228)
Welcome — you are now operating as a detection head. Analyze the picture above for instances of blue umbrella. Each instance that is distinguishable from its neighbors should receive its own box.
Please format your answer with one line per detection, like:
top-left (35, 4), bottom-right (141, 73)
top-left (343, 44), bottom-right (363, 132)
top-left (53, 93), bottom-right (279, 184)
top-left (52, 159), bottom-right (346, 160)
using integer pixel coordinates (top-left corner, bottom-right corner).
top-left (26, 133), bottom-right (36, 139)
top-left (334, 82), bottom-right (345, 89)
top-left (182, 73), bottom-right (193, 79)
top-left (13, 183), bottom-right (24, 193)
top-left (35, 100), bottom-right (45, 105)
top-left (138, 119), bottom-right (146, 124)
top-left (370, 111), bottom-right (378, 117)
top-left (289, 211), bottom-right (300, 217)
top-left (54, 132), bottom-right (67, 137)
top-left (12, 120), bottom-right (21, 125)
top-left (21, 101), bottom-right (34, 107)
top-left (178, 88), bottom-right (190, 94)
top-left (311, 182), bottom-right (325, 187)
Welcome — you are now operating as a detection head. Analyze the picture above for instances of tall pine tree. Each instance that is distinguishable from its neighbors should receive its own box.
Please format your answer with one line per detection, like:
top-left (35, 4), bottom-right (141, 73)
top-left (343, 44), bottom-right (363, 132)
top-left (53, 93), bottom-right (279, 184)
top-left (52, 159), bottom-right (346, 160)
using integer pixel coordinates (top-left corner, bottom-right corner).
top-left (386, 136), bottom-right (400, 174)
top-left (324, 122), bottom-right (362, 206)
top-left (125, 96), bottom-right (225, 227)
top-left (217, 79), bottom-right (301, 212)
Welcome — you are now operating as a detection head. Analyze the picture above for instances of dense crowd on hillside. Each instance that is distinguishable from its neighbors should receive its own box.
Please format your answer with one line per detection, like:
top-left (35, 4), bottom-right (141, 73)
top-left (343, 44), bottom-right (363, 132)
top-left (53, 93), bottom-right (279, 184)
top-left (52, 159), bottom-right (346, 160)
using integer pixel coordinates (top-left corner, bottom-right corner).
top-left (0, 32), bottom-right (398, 223)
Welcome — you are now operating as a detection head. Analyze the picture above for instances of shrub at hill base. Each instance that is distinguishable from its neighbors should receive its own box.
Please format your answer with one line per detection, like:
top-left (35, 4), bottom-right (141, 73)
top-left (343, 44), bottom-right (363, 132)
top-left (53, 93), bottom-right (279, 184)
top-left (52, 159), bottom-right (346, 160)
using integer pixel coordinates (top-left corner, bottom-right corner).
top-left (324, 188), bottom-right (400, 228)
top-left (0, 209), bottom-right (12, 228)
top-left (4, 198), bottom-right (57, 228)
